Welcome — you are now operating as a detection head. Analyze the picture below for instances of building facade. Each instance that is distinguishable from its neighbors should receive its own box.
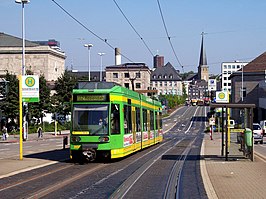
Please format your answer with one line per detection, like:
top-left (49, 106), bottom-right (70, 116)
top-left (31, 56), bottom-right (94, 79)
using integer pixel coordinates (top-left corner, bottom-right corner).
top-left (0, 33), bottom-right (66, 81)
top-left (221, 61), bottom-right (248, 93)
top-left (150, 62), bottom-right (182, 95)
top-left (230, 52), bottom-right (266, 122)
top-left (105, 63), bottom-right (151, 91)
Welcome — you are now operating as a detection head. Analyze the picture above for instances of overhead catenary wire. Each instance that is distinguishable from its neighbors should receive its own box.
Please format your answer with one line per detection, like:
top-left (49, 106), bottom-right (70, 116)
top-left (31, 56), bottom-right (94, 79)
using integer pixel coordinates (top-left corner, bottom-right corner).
top-left (113, 0), bottom-right (154, 57)
top-left (51, 0), bottom-right (150, 91)
top-left (157, 0), bottom-right (184, 72)
top-left (51, 0), bottom-right (135, 63)
top-left (112, 0), bottom-right (154, 89)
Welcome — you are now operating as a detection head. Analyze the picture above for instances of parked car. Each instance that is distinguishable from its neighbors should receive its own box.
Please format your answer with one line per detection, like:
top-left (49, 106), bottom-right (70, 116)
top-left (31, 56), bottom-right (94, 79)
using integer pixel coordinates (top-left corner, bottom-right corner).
top-left (253, 123), bottom-right (263, 144)
top-left (259, 120), bottom-right (266, 136)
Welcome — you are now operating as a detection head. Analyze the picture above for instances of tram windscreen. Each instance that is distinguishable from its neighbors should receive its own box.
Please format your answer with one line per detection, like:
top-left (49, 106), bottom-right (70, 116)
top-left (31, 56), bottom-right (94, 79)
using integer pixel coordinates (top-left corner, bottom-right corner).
top-left (73, 104), bottom-right (109, 135)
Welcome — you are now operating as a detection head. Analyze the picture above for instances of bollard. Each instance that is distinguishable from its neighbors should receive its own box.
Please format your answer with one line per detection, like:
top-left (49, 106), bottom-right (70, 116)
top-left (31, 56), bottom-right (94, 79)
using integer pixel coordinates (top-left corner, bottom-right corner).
top-left (63, 136), bottom-right (68, 149)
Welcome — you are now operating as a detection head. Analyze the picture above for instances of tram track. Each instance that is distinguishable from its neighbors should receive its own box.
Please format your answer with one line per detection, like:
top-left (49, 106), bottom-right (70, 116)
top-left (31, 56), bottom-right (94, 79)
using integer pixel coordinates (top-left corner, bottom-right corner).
top-left (110, 106), bottom-right (204, 199)
top-left (0, 106), bottom-right (208, 199)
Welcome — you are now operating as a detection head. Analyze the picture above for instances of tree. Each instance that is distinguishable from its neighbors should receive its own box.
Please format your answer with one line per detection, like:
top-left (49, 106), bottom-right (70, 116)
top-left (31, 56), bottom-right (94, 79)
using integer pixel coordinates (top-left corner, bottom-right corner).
top-left (0, 71), bottom-right (19, 126)
top-left (52, 70), bottom-right (77, 116)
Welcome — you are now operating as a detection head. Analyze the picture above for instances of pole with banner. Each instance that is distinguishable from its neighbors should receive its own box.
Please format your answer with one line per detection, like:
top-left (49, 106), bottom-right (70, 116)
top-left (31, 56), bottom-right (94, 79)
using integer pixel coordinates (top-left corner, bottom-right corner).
top-left (19, 75), bottom-right (39, 160)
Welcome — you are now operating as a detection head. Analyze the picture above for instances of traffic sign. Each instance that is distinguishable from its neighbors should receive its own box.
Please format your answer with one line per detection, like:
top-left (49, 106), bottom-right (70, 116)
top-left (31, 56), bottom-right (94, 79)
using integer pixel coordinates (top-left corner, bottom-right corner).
top-left (22, 75), bottom-right (39, 102)
top-left (208, 79), bottom-right (217, 91)
top-left (216, 91), bottom-right (229, 103)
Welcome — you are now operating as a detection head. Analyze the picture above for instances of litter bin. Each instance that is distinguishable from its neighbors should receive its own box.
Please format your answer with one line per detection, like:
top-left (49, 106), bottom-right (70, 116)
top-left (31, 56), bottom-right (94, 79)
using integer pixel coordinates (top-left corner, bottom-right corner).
top-left (244, 128), bottom-right (252, 147)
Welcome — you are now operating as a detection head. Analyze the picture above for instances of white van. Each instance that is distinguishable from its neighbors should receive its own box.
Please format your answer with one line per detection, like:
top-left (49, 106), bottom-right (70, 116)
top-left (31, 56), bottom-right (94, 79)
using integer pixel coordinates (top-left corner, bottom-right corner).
top-left (260, 120), bottom-right (266, 136)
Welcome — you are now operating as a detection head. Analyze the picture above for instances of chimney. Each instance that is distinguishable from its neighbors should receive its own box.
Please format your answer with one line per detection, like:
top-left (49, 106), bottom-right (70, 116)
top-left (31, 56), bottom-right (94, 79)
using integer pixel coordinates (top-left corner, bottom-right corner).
top-left (153, 55), bottom-right (164, 68)
top-left (115, 48), bottom-right (121, 65)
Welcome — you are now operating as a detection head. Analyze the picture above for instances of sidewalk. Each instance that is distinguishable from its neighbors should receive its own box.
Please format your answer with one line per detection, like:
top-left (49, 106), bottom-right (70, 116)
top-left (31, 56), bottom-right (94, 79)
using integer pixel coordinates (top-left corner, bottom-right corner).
top-left (201, 132), bottom-right (266, 199)
top-left (0, 130), bottom-right (69, 179)
top-left (0, 130), bottom-right (69, 144)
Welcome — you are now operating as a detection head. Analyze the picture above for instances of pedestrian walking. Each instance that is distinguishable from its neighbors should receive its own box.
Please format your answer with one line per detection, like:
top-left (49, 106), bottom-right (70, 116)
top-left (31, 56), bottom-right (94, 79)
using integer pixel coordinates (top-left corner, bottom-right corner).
top-left (2, 126), bottom-right (7, 141)
top-left (37, 127), bottom-right (43, 138)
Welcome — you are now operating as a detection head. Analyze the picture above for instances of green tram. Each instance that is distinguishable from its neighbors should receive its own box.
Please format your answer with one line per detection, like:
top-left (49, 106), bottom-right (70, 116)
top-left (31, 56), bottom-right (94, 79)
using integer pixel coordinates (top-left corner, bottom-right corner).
top-left (70, 82), bottom-right (163, 161)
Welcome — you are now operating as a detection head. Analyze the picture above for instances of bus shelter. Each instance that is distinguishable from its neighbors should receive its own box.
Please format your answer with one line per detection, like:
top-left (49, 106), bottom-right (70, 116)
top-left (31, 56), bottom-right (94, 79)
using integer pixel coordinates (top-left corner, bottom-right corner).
top-left (210, 103), bottom-right (256, 161)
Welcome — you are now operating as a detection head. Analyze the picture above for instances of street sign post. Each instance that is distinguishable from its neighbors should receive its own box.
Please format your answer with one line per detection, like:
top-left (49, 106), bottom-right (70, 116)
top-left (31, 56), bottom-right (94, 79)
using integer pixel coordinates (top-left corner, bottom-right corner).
top-left (22, 75), bottom-right (39, 102)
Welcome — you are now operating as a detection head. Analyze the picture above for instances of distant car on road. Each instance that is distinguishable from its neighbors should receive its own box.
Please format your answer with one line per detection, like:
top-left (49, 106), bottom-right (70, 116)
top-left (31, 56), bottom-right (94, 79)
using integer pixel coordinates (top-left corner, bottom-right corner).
top-left (253, 123), bottom-right (263, 144)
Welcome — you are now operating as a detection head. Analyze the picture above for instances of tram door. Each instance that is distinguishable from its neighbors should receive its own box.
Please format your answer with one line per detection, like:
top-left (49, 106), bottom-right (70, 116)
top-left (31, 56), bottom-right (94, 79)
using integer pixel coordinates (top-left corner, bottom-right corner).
top-left (131, 107), bottom-right (137, 149)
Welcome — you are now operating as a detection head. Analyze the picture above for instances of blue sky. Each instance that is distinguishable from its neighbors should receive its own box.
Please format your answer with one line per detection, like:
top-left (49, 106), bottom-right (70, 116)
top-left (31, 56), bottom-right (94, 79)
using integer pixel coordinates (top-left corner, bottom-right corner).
top-left (1, 0), bottom-right (266, 75)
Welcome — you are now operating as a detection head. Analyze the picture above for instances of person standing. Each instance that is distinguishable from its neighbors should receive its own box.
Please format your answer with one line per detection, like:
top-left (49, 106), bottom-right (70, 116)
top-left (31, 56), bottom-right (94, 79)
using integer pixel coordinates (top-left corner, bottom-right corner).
top-left (2, 126), bottom-right (7, 141)
top-left (37, 126), bottom-right (43, 138)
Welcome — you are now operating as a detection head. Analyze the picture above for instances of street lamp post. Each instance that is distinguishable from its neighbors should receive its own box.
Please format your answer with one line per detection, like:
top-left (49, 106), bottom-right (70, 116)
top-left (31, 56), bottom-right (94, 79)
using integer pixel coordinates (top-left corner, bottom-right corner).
top-left (241, 63), bottom-right (244, 102)
top-left (15, 0), bottom-right (30, 160)
top-left (16, 0), bottom-right (30, 75)
top-left (84, 44), bottom-right (93, 81)
top-left (98, 53), bottom-right (105, 81)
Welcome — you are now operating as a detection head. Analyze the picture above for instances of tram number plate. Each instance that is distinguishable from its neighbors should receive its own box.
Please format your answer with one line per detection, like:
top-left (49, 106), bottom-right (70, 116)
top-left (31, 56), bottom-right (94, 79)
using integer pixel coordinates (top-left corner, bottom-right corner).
top-left (82, 144), bottom-right (98, 150)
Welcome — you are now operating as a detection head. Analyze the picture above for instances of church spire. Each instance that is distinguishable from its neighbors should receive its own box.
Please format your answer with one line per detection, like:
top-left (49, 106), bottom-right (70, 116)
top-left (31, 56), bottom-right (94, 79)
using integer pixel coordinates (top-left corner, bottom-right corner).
top-left (198, 32), bottom-right (209, 81)
top-left (199, 32), bottom-right (207, 66)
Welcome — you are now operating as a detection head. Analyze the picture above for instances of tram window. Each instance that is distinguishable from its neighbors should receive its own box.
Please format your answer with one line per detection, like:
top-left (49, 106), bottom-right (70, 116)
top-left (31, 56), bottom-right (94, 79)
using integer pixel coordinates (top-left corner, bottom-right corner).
top-left (124, 105), bottom-right (132, 134)
top-left (159, 112), bottom-right (162, 129)
top-left (143, 109), bottom-right (147, 131)
top-left (150, 111), bottom-right (154, 130)
top-left (136, 107), bottom-right (141, 132)
top-left (111, 104), bottom-right (120, 134)
top-left (73, 104), bottom-right (108, 134)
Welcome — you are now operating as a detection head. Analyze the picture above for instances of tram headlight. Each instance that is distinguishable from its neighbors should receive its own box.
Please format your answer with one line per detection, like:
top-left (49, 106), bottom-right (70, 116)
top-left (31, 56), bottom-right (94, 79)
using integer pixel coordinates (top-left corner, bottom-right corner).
top-left (71, 136), bottom-right (81, 142)
top-left (99, 136), bottom-right (109, 142)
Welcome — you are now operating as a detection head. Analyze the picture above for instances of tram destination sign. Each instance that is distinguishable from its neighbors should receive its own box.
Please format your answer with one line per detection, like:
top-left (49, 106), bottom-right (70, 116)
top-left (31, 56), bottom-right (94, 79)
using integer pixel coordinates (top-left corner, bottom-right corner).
top-left (74, 94), bottom-right (109, 102)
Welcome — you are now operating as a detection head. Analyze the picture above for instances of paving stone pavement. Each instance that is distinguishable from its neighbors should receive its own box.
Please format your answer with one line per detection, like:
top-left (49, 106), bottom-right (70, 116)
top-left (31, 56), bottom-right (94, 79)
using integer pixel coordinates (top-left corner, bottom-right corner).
top-left (202, 132), bottom-right (266, 199)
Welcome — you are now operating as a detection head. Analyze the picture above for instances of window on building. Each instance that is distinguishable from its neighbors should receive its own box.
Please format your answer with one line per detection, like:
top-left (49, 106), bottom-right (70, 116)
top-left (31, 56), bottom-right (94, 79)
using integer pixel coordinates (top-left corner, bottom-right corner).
top-left (228, 83), bottom-right (231, 86)
top-left (113, 73), bottom-right (118, 78)
top-left (224, 83), bottom-right (227, 86)
top-left (164, 75), bottom-right (167, 78)
top-left (153, 75), bottom-right (156, 79)
top-left (160, 82), bottom-right (162, 86)
top-left (124, 83), bottom-right (129, 88)
top-left (224, 65), bottom-right (227, 69)
top-left (224, 77), bottom-right (227, 80)
top-left (158, 75), bottom-right (162, 79)
top-left (237, 65), bottom-right (240, 69)
top-left (232, 65), bottom-right (236, 69)
top-left (164, 82), bottom-right (167, 86)
top-left (228, 65), bottom-right (231, 69)
top-left (169, 75), bottom-right (173, 79)
top-left (136, 83), bottom-right (141, 88)
top-left (136, 72), bottom-right (141, 78)
top-left (125, 73), bottom-right (130, 78)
